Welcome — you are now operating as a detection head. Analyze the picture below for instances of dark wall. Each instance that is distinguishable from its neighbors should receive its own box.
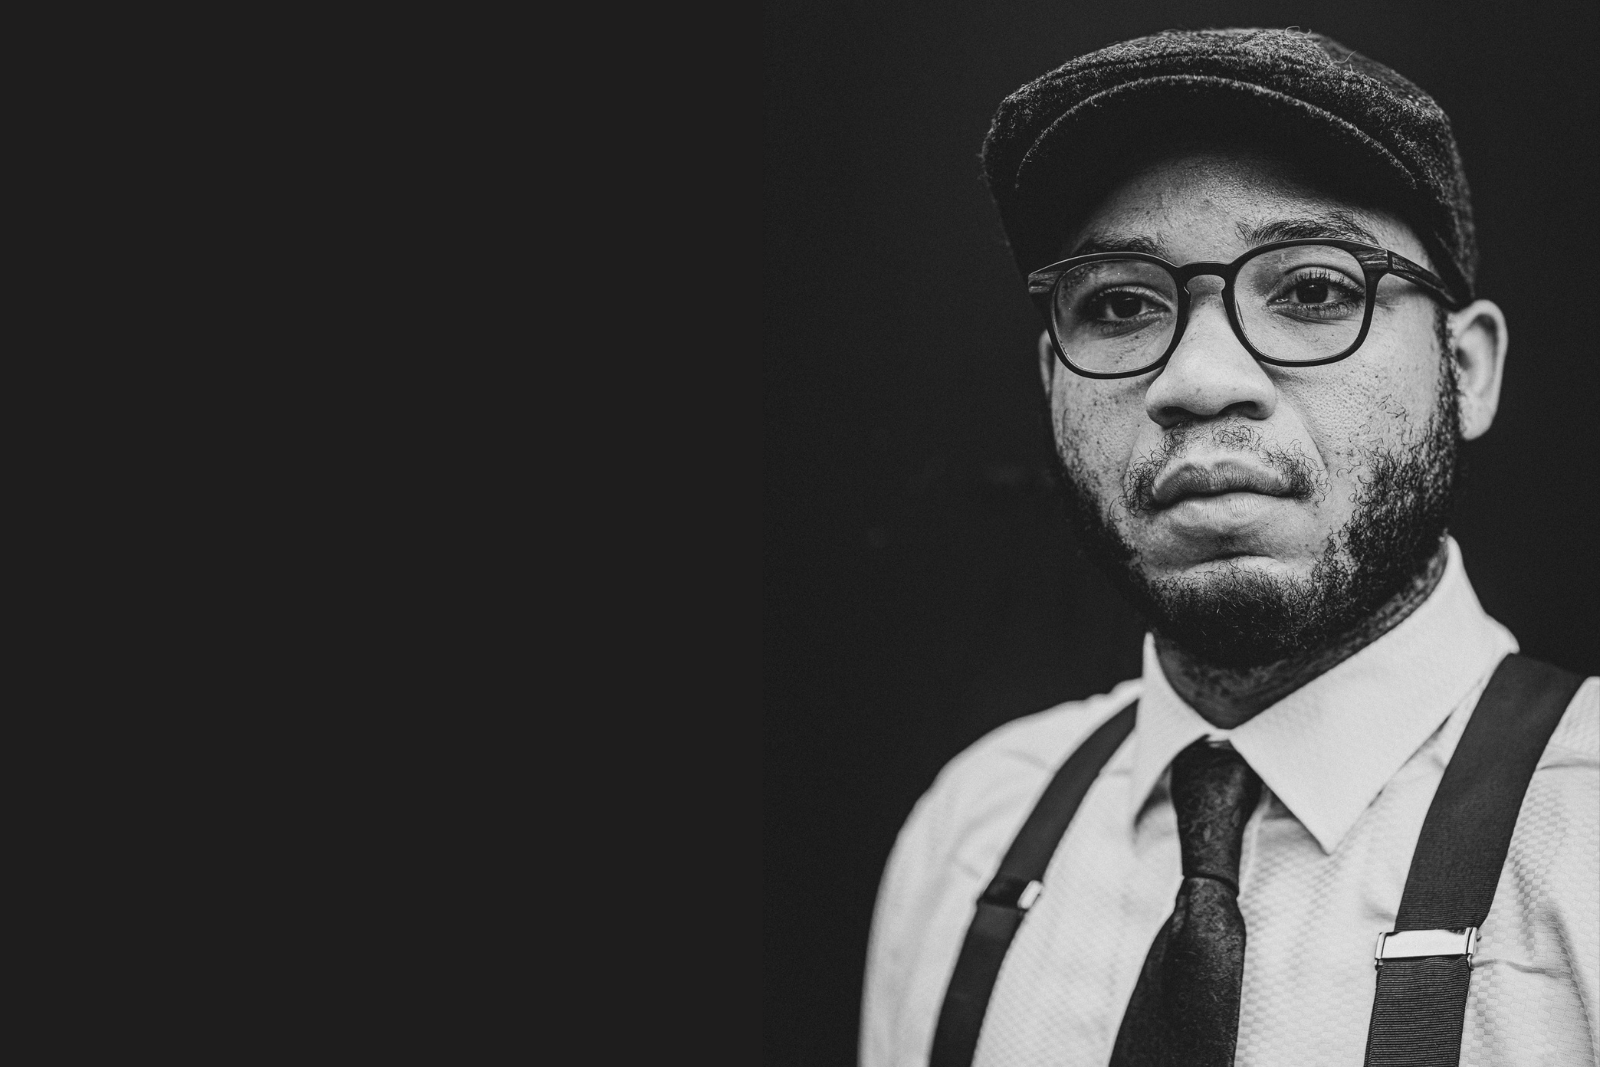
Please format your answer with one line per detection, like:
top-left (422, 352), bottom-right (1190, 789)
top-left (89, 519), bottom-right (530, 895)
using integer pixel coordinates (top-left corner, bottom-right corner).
top-left (764, 4), bottom-right (1599, 1063)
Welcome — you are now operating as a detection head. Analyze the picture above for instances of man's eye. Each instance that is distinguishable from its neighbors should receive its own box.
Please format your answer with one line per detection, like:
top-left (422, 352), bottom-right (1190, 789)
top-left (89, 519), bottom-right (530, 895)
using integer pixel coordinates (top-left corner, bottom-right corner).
top-left (1089, 290), bottom-right (1162, 320)
top-left (1293, 280), bottom-right (1332, 304)
top-left (1276, 271), bottom-right (1362, 306)
top-left (1107, 294), bottom-right (1145, 318)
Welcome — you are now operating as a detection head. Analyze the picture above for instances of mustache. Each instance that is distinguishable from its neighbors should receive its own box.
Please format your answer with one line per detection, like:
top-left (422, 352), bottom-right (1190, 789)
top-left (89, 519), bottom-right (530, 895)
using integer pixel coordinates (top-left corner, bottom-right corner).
top-left (1122, 422), bottom-right (1325, 514)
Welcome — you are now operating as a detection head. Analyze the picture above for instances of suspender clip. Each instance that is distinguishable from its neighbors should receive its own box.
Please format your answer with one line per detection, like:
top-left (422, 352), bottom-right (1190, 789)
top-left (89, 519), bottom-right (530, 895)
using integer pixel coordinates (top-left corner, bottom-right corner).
top-left (980, 875), bottom-right (1044, 912)
top-left (1373, 927), bottom-right (1479, 970)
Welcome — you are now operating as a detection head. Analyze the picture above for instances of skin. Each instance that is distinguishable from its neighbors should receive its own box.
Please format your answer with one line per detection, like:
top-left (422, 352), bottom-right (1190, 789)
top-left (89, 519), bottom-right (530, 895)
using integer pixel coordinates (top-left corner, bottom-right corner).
top-left (1038, 150), bottom-right (1509, 727)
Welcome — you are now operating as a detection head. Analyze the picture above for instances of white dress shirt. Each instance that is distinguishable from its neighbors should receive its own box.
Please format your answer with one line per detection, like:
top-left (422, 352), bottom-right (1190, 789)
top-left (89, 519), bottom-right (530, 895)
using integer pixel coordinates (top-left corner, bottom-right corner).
top-left (861, 539), bottom-right (1599, 1067)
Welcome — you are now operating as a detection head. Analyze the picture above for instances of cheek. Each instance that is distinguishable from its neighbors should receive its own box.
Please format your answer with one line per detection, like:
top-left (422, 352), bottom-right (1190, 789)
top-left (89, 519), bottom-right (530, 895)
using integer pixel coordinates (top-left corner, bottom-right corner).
top-left (1050, 380), bottom-right (1146, 491)
top-left (1281, 340), bottom-right (1443, 470)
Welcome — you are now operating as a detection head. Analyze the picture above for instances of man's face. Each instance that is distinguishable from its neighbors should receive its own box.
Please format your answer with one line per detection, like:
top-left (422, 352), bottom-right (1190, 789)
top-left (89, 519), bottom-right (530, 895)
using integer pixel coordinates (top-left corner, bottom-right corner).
top-left (1043, 149), bottom-right (1460, 666)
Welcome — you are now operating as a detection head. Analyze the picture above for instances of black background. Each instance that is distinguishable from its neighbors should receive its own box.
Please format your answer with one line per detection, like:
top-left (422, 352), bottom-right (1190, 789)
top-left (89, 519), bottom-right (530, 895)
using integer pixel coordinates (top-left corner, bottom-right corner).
top-left (764, 3), bottom-right (1599, 1063)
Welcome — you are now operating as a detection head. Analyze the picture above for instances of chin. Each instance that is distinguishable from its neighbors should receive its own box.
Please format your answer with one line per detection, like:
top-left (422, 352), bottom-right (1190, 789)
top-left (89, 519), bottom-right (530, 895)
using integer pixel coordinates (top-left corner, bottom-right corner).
top-left (1135, 557), bottom-right (1352, 668)
top-left (1143, 548), bottom-right (1321, 592)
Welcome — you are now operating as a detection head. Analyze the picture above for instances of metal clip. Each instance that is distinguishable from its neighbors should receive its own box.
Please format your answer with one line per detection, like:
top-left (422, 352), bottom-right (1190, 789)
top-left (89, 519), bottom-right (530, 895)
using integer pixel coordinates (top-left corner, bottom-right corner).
top-left (1373, 927), bottom-right (1479, 970)
top-left (980, 875), bottom-right (1044, 912)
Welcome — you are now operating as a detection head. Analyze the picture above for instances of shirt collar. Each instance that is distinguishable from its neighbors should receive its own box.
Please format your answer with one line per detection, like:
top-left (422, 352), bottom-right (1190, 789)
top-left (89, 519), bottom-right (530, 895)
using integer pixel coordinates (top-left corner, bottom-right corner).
top-left (1127, 537), bottom-right (1518, 853)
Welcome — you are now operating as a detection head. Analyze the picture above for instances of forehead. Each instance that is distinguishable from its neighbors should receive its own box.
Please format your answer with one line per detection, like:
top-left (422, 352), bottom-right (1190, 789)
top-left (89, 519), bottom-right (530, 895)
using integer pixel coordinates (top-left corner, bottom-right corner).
top-left (1063, 149), bottom-right (1432, 268)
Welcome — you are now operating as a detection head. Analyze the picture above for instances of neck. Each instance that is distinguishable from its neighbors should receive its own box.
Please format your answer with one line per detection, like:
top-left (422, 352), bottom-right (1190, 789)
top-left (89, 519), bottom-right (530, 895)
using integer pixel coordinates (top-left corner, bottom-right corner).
top-left (1155, 543), bottom-right (1450, 729)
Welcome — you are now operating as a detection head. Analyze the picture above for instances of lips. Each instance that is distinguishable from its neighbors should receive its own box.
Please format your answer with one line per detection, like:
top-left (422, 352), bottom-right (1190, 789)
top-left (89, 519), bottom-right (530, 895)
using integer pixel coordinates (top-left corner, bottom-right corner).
top-left (1149, 460), bottom-right (1294, 508)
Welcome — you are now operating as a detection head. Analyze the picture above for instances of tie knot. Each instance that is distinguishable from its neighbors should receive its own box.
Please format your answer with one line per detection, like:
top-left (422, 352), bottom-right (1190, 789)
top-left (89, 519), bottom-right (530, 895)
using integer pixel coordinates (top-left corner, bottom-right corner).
top-left (1170, 741), bottom-right (1261, 889)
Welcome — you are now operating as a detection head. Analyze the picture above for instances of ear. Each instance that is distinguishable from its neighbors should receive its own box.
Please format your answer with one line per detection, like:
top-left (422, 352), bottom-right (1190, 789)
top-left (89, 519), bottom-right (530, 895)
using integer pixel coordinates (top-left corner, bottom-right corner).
top-left (1037, 329), bottom-right (1057, 394)
top-left (1447, 299), bottom-right (1507, 441)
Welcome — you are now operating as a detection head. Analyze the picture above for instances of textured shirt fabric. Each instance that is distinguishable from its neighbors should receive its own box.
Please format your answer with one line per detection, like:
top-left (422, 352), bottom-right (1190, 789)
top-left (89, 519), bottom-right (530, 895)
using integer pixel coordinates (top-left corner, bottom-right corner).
top-left (861, 539), bottom-right (1600, 1067)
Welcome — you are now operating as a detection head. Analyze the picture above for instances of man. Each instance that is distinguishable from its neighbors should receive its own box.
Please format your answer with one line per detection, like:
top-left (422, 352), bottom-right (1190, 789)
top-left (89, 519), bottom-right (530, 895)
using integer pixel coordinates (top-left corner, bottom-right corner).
top-left (861, 28), bottom-right (1597, 1067)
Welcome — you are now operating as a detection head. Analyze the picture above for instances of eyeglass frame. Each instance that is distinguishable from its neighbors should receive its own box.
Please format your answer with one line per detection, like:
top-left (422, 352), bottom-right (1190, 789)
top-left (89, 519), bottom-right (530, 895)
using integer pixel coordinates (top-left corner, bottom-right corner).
top-left (1027, 238), bottom-right (1467, 380)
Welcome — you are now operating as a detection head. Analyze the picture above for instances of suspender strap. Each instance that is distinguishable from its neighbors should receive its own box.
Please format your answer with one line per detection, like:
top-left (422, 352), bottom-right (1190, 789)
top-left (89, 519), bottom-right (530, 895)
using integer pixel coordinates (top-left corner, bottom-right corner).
top-left (1363, 653), bottom-right (1585, 1067)
top-left (929, 700), bottom-right (1137, 1067)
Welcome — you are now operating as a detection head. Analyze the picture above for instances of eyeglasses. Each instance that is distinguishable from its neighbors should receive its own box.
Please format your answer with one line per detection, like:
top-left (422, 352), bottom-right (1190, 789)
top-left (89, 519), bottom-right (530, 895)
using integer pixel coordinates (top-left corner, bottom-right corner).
top-left (1027, 239), bottom-right (1465, 379)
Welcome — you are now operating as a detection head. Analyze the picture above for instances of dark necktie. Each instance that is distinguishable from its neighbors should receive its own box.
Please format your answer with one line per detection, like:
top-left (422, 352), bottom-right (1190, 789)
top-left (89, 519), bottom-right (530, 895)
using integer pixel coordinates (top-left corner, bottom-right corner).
top-left (1109, 740), bottom-right (1263, 1067)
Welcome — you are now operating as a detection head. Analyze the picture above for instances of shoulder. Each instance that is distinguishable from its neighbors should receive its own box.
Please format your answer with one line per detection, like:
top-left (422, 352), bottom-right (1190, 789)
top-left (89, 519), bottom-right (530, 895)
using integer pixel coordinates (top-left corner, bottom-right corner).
top-left (1542, 674), bottom-right (1598, 764)
top-left (1520, 672), bottom-right (1598, 812)
top-left (932, 678), bottom-right (1142, 795)
top-left (1503, 675), bottom-right (1598, 895)
top-left (861, 680), bottom-right (1141, 1066)
top-left (864, 678), bottom-right (1143, 1022)
top-left (896, 678), bottom-right (1143, 876)
top-left (1508, 672), bottom-right (1596, 836)
top-left (1480, 677), bottom-right (1598, 972)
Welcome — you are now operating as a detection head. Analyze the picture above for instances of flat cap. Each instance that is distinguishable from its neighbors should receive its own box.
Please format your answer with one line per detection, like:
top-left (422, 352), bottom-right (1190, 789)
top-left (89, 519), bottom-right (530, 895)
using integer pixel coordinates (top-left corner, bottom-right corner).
top-left (981, 28), bottom-right (1476, 304)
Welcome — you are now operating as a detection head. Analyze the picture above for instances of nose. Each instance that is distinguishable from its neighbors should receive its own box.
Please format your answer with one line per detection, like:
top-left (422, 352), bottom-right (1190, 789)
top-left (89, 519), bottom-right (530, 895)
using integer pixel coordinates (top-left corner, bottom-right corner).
top-left (1143, 281), bottom-right (1277, 428)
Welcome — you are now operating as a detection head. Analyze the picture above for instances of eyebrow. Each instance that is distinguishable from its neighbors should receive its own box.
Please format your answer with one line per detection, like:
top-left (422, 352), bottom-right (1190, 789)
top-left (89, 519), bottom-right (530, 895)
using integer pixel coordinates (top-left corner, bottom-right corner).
top-left (1237, 212), bottom-right (1381, 246)
top-left (1067, 233), bottom-right (1165, 257)
top-left (1064, 212), bottom-right (1384, 262)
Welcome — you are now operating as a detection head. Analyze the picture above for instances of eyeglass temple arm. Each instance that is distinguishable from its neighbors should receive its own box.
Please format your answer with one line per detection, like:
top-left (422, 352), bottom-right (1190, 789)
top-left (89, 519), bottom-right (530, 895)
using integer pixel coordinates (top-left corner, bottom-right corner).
top-left (1380, 249), bottom-right (1468, 309)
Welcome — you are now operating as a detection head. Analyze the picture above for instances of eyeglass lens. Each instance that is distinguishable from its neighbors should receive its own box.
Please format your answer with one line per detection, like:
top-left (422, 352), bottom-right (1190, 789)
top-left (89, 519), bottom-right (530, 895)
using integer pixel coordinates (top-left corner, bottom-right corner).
top-left (1050, 244), bottom-right (1369, 374)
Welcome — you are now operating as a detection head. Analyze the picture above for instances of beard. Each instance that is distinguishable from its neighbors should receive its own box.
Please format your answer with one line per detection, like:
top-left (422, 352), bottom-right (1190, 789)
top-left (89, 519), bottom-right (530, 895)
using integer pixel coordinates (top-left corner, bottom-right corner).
top-left (1049, 360), bottom-right (1462, 670)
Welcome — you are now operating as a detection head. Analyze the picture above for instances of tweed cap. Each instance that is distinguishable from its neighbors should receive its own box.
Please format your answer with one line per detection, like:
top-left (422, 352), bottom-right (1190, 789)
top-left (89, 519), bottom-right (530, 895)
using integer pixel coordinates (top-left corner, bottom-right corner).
top-left (981, 28), bottom-right (1476, 304)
